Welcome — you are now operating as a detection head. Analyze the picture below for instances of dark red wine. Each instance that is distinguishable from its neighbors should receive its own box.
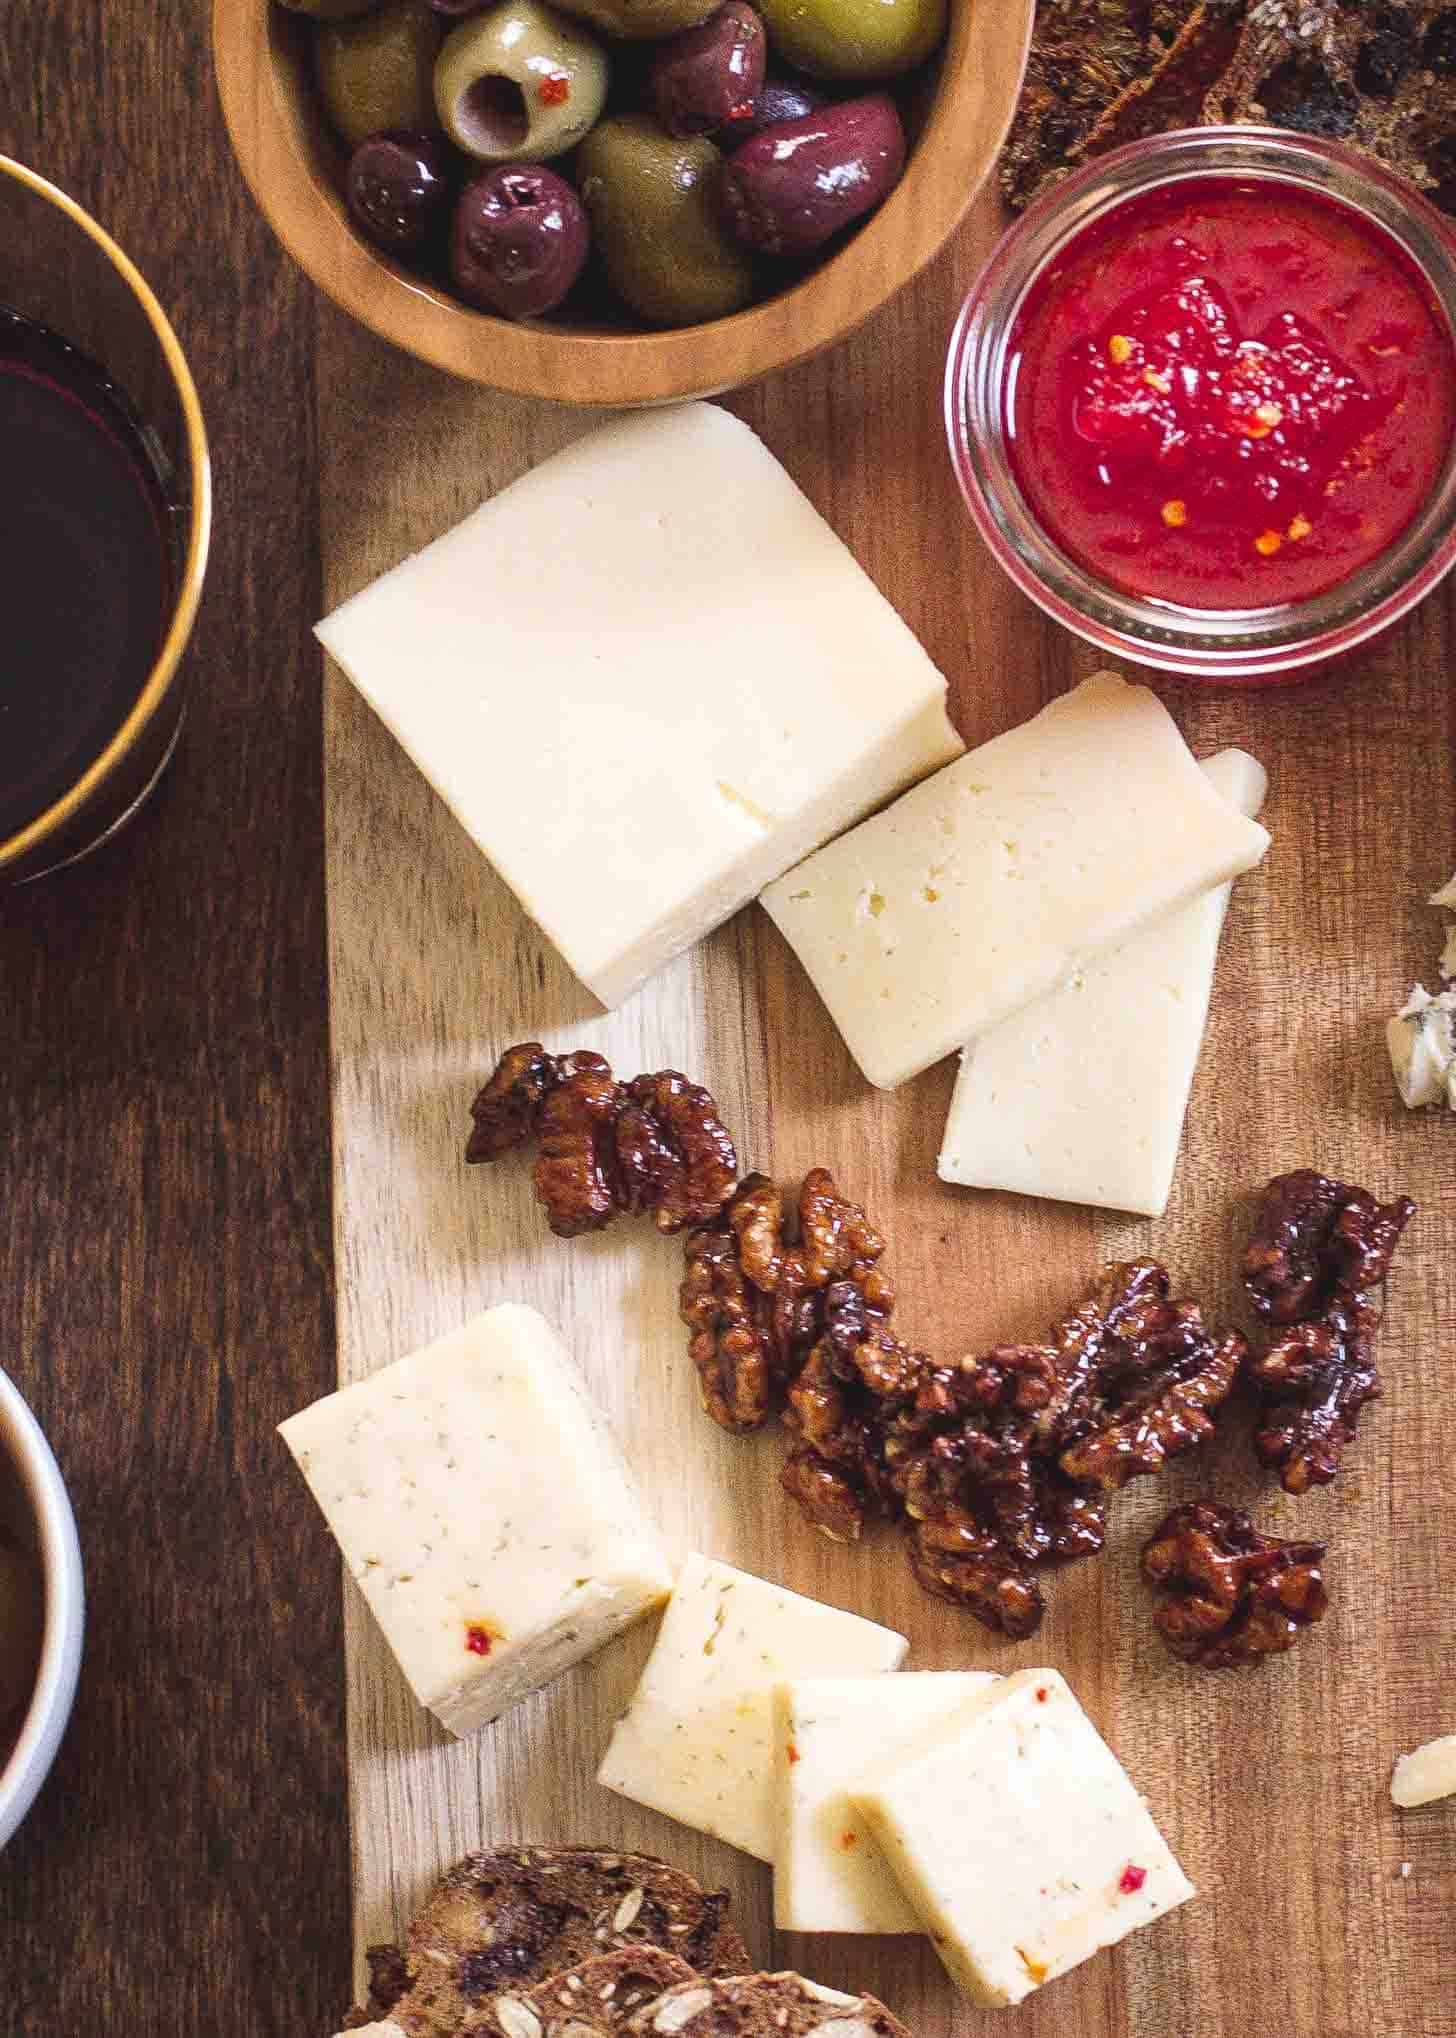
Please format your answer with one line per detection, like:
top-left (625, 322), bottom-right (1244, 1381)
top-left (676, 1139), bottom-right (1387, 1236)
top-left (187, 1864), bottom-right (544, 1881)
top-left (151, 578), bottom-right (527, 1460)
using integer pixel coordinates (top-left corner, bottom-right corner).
top-left (0, 307), bottom-right (176, 843)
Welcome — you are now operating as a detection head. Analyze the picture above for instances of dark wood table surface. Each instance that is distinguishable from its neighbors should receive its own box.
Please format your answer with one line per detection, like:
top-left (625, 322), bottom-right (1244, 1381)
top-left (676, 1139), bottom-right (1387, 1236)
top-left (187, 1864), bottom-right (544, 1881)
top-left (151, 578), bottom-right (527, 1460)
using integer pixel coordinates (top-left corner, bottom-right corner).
top-left (0, 5), bottom-right (349, 2030)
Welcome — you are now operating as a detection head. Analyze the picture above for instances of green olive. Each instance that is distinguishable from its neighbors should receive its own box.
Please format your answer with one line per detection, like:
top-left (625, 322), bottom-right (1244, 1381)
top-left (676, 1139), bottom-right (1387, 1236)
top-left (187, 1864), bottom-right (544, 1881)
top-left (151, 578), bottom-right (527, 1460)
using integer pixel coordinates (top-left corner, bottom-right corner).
top-left (578, 115), bottom-right (755, 327)
top-left (276, 0), bottom-right (382, 20)
top-left (315, 0), bottom-right (441, 151)
top-left (550, 0), bottom-right (716, 44)
top-left (435, 1), bottom-right (609, 163)
top-left (757, 0), bottom-right (944, 79)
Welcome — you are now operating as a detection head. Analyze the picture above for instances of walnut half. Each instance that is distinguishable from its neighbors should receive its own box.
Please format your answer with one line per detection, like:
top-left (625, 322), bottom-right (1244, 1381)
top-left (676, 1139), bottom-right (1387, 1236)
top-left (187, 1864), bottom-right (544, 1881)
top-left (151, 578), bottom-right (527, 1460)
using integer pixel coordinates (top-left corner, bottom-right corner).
top-left (1141, 1501), bottom-right (1328, 1670)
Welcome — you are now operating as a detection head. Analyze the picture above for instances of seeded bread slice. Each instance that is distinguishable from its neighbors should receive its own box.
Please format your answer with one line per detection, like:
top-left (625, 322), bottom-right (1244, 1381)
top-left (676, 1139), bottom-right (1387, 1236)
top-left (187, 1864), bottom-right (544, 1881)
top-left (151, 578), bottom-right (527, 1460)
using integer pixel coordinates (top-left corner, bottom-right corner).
top-left (625, 1973), bottom-right (911, 2038)
top-left (483, 1948), bottom-right (703, 2038)
top-left (359, 1849), bottom-right (748, 2037)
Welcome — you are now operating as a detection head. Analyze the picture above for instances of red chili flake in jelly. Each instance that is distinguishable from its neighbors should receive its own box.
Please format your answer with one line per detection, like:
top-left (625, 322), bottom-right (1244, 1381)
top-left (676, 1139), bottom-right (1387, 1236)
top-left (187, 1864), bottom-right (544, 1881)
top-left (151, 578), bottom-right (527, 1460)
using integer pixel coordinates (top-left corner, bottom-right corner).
top-left (465, 1623), bottom-right (494, 1656)
top-left (1119, 1864), bottom-right (1148, 1895)
top-left (538, 73), bottom-right (570, 105)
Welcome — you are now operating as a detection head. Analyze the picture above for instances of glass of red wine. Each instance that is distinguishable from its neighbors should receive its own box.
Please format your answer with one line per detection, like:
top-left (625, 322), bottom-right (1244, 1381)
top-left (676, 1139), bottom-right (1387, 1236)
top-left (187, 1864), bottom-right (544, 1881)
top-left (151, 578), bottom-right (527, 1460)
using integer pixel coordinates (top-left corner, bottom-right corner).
top-left (0, 157), bottom-right (211, 882)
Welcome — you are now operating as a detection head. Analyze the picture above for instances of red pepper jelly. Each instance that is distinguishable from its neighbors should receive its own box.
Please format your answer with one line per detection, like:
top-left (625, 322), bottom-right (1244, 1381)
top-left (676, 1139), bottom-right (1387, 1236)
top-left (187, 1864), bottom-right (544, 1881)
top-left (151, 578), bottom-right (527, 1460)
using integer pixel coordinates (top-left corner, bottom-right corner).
top-left (1005, 177), bottom-right (1456, 611)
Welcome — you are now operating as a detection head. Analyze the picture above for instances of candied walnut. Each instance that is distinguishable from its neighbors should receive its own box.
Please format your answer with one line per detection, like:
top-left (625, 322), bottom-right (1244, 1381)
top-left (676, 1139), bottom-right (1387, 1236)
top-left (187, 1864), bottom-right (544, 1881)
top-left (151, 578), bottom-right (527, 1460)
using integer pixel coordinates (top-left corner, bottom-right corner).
top-left (680, 1224), bottom-right (774, 1433)
top-left (1142, 1501), bottom-right (1328, 1669)
top-left (906, 1506), bottom-right (1044, 1641)
top-left (1243, 1170), bottom-right (1414, 1492)
top-left (1248, 1304), bottom-right (1382, 1494)
top-left (1243, 1169), bottom-right (1414, 1324)
top-left (534, 1059), bottom-right (622, 1238)
top-left (617, 1072), bottom-right (738, 1234)
top-left (728, 1173), bottom-right (784, 1291)
top-left (798, 1166), bottom-right (887, 1287)
top-left (1058, 1329), bottom-right (1246, 1490)
top-left (781, 1443), bottom-right (869, 1545)
top-left (467, 1044), bottom-right (571, 1161)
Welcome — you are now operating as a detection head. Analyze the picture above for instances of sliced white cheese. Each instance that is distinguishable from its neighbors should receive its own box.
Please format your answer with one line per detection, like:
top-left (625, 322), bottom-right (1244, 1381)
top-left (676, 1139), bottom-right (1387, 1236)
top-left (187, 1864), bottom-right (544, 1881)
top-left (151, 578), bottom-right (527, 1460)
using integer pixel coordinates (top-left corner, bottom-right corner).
top-left (278, 1305), bottom-right (672, 1738)
top-left (1392, 1733), bottom-right (1456, 1808)
top-left (317, 403), bottom-right (963, 1009)
top-left (760, 672), bottom-right (1270, 1090)
top-left (1441, 925), bottom-right (1456, 981)
top-left (335, 2025), bottom-right (405, 2037)
top-left (851, 1668), bottom-right (1194, 2008)
top-left (1429, 871), bottom-right (1456, 910)
top-left (937, 748), bottom-right (1268, 1216)
top-left (773, 1673), bottom-right (999, 1933)
top-left (598, 1554), bottom-right (907, 1862)
top-left (1387, 984), bottom-right (1456, 1110)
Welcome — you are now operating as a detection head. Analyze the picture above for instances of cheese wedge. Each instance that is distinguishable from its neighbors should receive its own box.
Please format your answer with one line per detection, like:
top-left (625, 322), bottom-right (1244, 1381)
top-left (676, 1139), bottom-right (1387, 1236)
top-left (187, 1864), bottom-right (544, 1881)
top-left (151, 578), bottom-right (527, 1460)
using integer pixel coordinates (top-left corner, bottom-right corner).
top-left (760, 672), bottom-right (1270, 1089)
top-left (317, 403), bottom-right (963, 1008)
top-left (772, 1673), bottom-right (999, 1933)
top-left (851, 1669), bottom-right (1194, 2007)
top-left (1391, 1733), bottom-right (1456, 1807)
top-left (279, 1305), bottom-right (672, 1738)
top-left (938, 748), bottom-right (1268, 1215)
top-left (598, 1555), bottom-right (907, 1862)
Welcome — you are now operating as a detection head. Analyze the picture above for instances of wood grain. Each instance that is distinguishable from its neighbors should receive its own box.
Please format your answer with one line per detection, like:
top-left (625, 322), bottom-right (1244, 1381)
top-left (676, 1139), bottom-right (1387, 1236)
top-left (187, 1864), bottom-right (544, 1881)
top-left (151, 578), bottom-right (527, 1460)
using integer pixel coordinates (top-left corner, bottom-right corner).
top-left (0, 3), bottom-right (348, 2031)
top-left (320, 200), bottom-right (1456, 2038)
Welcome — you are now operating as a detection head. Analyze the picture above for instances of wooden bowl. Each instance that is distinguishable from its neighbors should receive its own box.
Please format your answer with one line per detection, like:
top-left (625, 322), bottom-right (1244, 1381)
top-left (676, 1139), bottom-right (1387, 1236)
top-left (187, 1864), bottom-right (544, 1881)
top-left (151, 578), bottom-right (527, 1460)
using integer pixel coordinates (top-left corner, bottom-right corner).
top-left (213, 0), bottom-right (1032, 406)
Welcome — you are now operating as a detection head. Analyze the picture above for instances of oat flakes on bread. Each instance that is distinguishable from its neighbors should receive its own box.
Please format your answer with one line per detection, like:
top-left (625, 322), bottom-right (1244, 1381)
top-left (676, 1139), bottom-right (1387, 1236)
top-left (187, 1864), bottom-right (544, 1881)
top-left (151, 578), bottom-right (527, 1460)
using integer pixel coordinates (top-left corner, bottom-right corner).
top-left (625, 1973), bottom-right (911, 2038)
top-left (1006, 1), bottom-right (1456, 215)
top-left (356, 1849), bottom-right (748, 2036)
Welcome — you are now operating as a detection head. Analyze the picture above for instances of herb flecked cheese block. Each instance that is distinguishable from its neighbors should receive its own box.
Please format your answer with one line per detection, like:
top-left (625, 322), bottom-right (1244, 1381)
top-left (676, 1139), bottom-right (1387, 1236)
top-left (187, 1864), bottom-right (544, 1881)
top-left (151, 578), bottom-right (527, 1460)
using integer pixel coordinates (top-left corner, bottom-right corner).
top-left (317, 403), bottom-right (963, 1008)
top-left (279, 1305), bottom-right (672, 1737)
top-left (851, 1669), bottom-right (1194, 2008)
top-left (598, 1555), bottom-right (907, 1861)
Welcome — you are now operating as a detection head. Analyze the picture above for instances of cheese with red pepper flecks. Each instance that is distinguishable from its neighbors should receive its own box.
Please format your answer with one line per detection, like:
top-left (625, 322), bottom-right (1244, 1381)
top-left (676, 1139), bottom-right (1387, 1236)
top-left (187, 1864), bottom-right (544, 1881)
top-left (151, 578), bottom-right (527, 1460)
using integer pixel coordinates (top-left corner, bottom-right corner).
top-left (851, 1668), bottom-right (1194, 2008)
top-left (279, 1304), bottom-right (672, 1737)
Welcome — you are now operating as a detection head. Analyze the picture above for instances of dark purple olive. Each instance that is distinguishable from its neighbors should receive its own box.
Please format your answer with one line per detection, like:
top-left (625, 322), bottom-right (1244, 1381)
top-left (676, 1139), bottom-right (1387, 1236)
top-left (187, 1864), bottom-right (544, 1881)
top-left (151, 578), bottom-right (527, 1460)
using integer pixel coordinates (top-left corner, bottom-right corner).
top-left (347, 129), bottom-right (454, 253)
top-left (450, 164), bottom-right (589, 318)
top-left (721, 91), bottom-right (904, 256)
top-left (650, 1), bottom-right (766, 138)
top-left (724, 74), bottom-right (823, 143)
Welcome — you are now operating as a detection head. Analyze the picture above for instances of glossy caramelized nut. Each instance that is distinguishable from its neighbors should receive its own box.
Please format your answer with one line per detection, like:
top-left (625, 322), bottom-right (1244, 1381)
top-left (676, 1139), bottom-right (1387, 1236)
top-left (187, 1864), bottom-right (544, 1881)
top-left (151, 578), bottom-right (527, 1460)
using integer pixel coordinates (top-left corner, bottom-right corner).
top-left (450, 164), bottom-right (590, 317)
top-left (722, 92), bottom-right (905, 255)
top-left (435, 0), bottom-right (609, 161)
top-left (1142, 1501), bottom-right (1329, 1669)
top-left (315, 0), bottom-right (441, 148)
top-left (650, 2), bottom-right (767, 137)
top-left (346, 128), bottom-right (454, 251)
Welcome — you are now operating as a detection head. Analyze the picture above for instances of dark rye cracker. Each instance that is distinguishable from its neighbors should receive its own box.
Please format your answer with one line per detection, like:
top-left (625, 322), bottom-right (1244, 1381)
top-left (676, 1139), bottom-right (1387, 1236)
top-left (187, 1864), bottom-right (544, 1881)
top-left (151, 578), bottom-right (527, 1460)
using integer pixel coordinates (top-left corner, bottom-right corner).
top-left (624, 1973), bottom-right (912, 2038)
top-left (481, 1949), bottom-right (703, 2038)
top-left (1005, 1), bottom-right (1456, 215)
top-left (348, 1850), bottom-right (748, 2036)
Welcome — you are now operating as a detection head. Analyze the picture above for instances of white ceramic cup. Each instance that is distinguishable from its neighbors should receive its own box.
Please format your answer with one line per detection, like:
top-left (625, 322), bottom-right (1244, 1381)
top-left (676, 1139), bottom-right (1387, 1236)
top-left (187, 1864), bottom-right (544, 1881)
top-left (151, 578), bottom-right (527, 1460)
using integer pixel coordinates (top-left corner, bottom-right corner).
top-left (0, 1369), bottom-right (84, 1851)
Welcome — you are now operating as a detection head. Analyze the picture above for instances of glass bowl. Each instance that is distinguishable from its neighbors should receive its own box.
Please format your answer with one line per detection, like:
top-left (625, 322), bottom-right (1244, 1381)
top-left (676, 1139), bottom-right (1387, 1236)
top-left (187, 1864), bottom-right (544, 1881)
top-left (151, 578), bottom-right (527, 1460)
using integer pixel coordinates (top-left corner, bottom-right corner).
top-left (945, 127), bottom-right (1456, 684)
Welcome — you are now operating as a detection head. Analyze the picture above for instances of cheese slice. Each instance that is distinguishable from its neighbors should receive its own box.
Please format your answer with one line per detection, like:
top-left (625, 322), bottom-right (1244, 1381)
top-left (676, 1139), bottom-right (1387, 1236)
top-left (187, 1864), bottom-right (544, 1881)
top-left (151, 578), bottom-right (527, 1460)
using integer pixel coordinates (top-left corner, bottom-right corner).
top-left (1391, 1732), bottom-right (1456, 1807)
top-left (334, 2025), bottom-right (404, 2037)
top-left (851, 1668), bottom-right (1194, 2008)
top-left (938, 748), bottom-right (1268, 1215)
top-left (279, 1305), bottom-right (672, 1738)
top-left (317, 403), bottom-right (963, 1008)
top-left (760, 672), bottom-right (1270, 1089)
top-left (598, 1555), bottom-right (907, 1861)
top-left (772, 1673), bottom-right (999, 1933)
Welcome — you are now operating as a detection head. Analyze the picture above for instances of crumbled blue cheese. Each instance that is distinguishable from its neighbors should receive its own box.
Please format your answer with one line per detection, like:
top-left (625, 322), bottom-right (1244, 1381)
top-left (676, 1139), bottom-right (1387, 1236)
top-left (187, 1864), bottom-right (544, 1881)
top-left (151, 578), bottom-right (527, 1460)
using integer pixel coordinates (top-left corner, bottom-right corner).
top-left (279, 1305), bottom-right (672, 1737)
top-left (1388, 985), bottom-right (1456, 1111)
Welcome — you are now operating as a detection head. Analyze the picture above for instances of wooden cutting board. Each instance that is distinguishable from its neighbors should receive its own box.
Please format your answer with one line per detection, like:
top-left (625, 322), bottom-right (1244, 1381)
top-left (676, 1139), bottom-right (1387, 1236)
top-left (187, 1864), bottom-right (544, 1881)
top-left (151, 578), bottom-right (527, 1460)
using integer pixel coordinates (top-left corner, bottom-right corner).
top-left (317, 185), bottom-right (1456, 2038)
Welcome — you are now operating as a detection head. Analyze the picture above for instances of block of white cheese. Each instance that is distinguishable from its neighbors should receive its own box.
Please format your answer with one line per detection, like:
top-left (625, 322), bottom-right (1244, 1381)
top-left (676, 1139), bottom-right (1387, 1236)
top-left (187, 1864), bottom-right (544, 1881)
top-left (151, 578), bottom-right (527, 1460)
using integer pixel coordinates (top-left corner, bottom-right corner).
top-left (598, 1554), bottom-right (907, 1862)
top-left (1391, 1732), bottom-right (1456, 1807)
top-left (851, 1668), bottom-right (1194, 2008)
top-left (760, 672), bottom-right (1270, 1089)
top-left (938, 749), bottom-right (1268, 1216)
top-left (772, 1673), bottom-right (999, 1933)
top-left (335, 2025), bottom-right (404, 2038)
top-left (279, 1305), bottom-right (672, 1738)
top-left (317, 404), bottom-right (963, 1008)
